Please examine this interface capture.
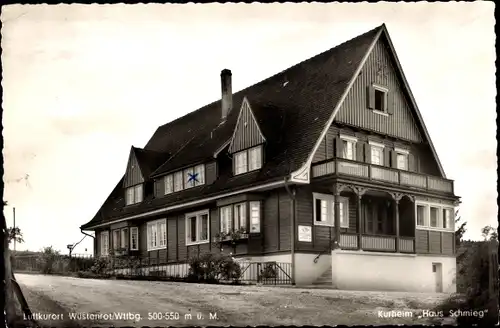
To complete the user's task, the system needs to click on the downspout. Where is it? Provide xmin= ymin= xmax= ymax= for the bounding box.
xmin=284 ymin=176 xmax=296 ymax=285
xmin=80 ymin=229 xmax=95 ymax=255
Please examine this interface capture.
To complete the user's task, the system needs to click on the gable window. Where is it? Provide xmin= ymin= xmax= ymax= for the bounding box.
xmin=395 ymin=148 xmax=409 ymax=170
xmin=130 ymin=227 xmax=139 ymax=251
xmin=369 ymin=141 xmax=385 ymax=166
xmin=194 ymin=164 xmax=205 ymax=186
xmin=186 ymin=210 xmax=209 ymax=245
xmin=250 ymin=201 xmax=261 ymax=233
xmin=234 ymin=145 xmax=263 ymax=175
xmin=340 ymin=135 xmax=357 ymax=161
xmin=125 ymin=184 xmax=143 ymax=205
xmin=313 ymin=193 xmax=349 ymax=228
xmin=234 ymin=203 xmax=247 ymax=232
xmin=100 ymin=231 xmax=109 ymax=256
xmin=147 ymin=219 xmax=167 ymax=251
xmin=220 ymin=206 xmax=233 ymax=234
xmin=374 ymin=85 xmax=388 ymax=112
xmin=164 ymin=175 xmax=173 ymax=194
xmin=184 ymin=167 xmax=195 ymax=189
xmin=120 ymin=228 xmax=129 ymax=250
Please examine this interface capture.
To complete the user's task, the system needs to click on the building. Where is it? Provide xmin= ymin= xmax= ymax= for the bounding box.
xmin=80 ymin=24 xmax=459 ymax=292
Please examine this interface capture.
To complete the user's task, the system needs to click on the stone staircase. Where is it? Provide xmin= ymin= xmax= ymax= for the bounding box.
xmin=312 ymin=266 xmax=332 ymax=285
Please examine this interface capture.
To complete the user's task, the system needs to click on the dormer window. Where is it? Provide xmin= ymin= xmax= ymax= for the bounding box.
xmin=164 ymin=164 xmax=206 ymax=195
xmin=234 ymin=145 xmax=263 ymax=175
xmin=125 ymin=184 xmax=143 ymax=205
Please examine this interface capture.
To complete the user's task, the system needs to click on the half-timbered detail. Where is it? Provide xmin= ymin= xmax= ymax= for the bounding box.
xmin=82 ymin=24 xmax=459 ymax=293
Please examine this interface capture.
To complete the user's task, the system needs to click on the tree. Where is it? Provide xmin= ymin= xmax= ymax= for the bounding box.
xmin=7 ymin=227 xmax=24 ymax=244
xmin=481 ymin=225 xmax=498 ymax=241
xmin=454 ymin=209 xmax=467 ymax=247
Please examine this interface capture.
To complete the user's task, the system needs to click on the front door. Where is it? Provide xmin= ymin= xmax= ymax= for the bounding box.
xmin=432 ymin=263 xmax=443 ymax=292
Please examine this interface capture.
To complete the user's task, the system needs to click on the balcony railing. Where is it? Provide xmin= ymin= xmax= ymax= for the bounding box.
xmin=311 ymin=158 xmax=454 ymax=194
xmin=339 ymin=233 xmax=415 ymax=253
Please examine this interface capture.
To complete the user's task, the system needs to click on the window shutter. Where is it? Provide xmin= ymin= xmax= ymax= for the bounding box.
xmin=364 ymin=144 xmax=371 ymax=164
xmin=383 ymin=147 xmax=391 ymax=167
xmin=366 ymin=85 xmax=375 ymax=110
xmin=356 ymin=142 xmax=364 ymax=162
xmin=334 ymin=137 xmax=343 ymax=158
xmin=387 ymin=91 xmax=394 ymax=114
xmin=390 ymin=150 xmax=397 ymax=168
xmin=408 ymin=153 xmax=416 ymax=172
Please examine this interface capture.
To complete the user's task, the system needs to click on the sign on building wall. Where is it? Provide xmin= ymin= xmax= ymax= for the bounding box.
xmin=298 ymin=225 xmax=312 ymax=242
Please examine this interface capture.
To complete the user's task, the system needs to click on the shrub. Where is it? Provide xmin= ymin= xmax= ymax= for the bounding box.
xmin=188 ymin=252 xmax=242 ymax=283
xmin=37 ymin=246 xmax=60 ymax=274
xmin=90 ymin=256 xmax=112 ymax=274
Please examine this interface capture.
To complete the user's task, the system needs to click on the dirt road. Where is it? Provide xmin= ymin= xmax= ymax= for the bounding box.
xmin=16 ymin=274 xmax=451 ymax=327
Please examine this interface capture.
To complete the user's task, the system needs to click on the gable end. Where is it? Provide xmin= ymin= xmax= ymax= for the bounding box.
xmin=228 ymin=97 xmax=266 ymax=154
xmin=123 ymin=148 xmax=145 ymax=188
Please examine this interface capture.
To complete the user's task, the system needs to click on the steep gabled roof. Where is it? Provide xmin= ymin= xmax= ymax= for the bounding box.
xmin=81 ymin=25 xmax=384 ymax=230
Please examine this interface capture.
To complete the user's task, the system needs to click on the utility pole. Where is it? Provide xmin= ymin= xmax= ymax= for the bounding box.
xmin=13 ymin=207 xmax=16 ymax=252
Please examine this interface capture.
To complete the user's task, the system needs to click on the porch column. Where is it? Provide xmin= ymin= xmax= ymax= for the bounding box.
xmin=354 ymin=187 xmax=366 ymax=250
xmin=392 ymin=193 xmax=403 ymax=253
xmin=332 ymin=184 xmax=341 ymax=250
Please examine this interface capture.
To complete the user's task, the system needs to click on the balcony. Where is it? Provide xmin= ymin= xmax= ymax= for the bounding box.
xmin=339 ymin=232 xmax=415 ymax=253
xmin=311 ymin=158 xmax=454 ymax=194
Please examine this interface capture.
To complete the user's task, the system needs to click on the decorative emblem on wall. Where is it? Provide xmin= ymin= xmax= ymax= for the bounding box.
xmin=376 ymin=60 xmax=388 ymax=79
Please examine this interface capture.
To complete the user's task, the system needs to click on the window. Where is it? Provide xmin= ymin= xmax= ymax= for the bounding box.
xmin=416 ymin=202 xmax=455 ymax=231
xmin=194 ymin=164 xmax=205 ymax=186
xmin=130 ymin=227 xmax=139 ymax=251
xmin=234 ymin=151 xmax=248 ymax=175
xmin=100 ymin=231 xmax=109 ymax=256
xmin=234 ymin=203 xmax=247 ymax=232
xmin=184 ymin=167 xmax=194 ymax=189
xmin=147 ymin=219 xmax=167 ymax=251
xmin=369 ymin=141 xmax=385 ymax=165
xmin=250 ymin=201 xmax=261 ymax=233
xmin=220 ymin=206 xmax=233 ymax=234
xmin=374 ymin=86 xmax=388 ymax=112
xmin=249 ymin=147 xmax=262 ymax=171
xmin=340 ymin=135 xmax=357 ymax=161
xmin=164 ymin=175 xmax=173 ymax=194
xmin=313 ymin=193 xmax=349 ymax=228
xmin=417 ymin=205 xmax=426 ymax=226
xmin=234 ymin=145 xmax=263 ymax=175
xmin=430 ymin=207 xmax=439 ymax=227
xmin=112 ymin=230 xmax=120 ymax=250
xmin=125 ymin=184 xmax=143 ymax=205
xmin=174 ymin=171 xmax=183 ymax=192
xmin=395 ymin=148 xmax=409 ymax=170
xmin=120 ymin=228 xmax=128 ymax=249
xmin=185 ymin=210 xmax=210 ymax=245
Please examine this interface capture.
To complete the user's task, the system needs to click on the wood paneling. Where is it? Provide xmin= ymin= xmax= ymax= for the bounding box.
xmin=228 ymin=100 xmax=266 ymax=154
xmin=177 ymin=215 xmax=187 ymax=261
xmin=279 ymin=191 xmax=291 ymax=251
xmin=205 ymin=161 xmax=217 ymax=185
xmin=416 ymin=229 xmax=429 ymax=253
xmin=167 ymin=219 xmax=177 ymax=261
xmin=335 ymin=37 xmax=422 ymax=143
xmin=429 ymin=231 xmax=442 ymax=254
xmin=441 ymin=232 xmax=454 ymax=255
xmin=263 ymin=192 xmax=279 ymax=252
xmin=124 ymin=149 xmax=144 ymax=188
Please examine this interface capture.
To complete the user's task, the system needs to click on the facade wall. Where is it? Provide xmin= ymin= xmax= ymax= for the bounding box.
xmin=331 ymin=250 xmax=456 ymax=293
xmin=124 ymin=149 xmax=144 ymax=188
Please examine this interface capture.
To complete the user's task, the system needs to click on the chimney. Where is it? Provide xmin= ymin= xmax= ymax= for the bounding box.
xmin=221 ymin=69 xmax=232 ymax=121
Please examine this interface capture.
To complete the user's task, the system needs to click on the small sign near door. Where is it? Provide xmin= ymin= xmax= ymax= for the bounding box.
xmin=298 ymin=225 xmax=312 ymax=242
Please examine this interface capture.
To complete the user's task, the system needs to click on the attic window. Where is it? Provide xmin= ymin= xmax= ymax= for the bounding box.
xmin=367 ymin=84 xmax=391 ymax=115
xmin=125 ymin=184 xmax=143 ymax=205
xmin=234 ymin=145 xmax=263 ymax=175
xmin=163 ymin=164 xmax=205 ymax=196
xmin=374 ymin=87 xmax=388 ymax=112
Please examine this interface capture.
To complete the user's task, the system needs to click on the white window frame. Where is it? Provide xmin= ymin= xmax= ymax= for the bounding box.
xmin=125 ymin=184 xmax=143 ymax=205
xmin=185 ymin=210 xmax=210 ymax=246
xmin=220 ymin=205 xmax=233 ymax=234
xmin=234 ymin=145 xmax=263 ymax=175
xmin=395 ymin=148 xmax=409 ymax=170
xmin=164 ymin=174 xmax=173 ymax=195
xmin=147 ymin=219 xmax=167 ymax=251
xmin=313 ymin=193 xmax=349 ymax=228
xmin=249 ymin=146 xmax=263 ymax=171
xmin=112 ymin=229 xmax=120 ymax=250
xmin=249 ymin=201 xmax=261 ymax=233
xmin=130 ymin=227 xmax=139 ymax=251
xmin=415 ymin=201 xmax=455 ymax=232
xmin=100 ymin=231 xmax=109 ymax=256
xmin=340 ymin=135 xmax=357 ymax=161
xmin=373 ymin=84 xmax=389 ymax=113
xmin=174 ymin=171 xmax=183 ymax=192
xmin=369 ymin=141 xmax=385 ymax=166
xmin=120 ymin=228 xmax=129 ymax=250
xmin=234 ymin=202 xmax=247 ymax=233
xmin=430 ymin=206 xmax=440 ymax=228
xmin=194 ymin=164 xmax=205 ymax=186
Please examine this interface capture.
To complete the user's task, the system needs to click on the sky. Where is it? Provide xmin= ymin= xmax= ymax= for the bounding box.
xmin=1 ymin=3 xmax=496 ymax=254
